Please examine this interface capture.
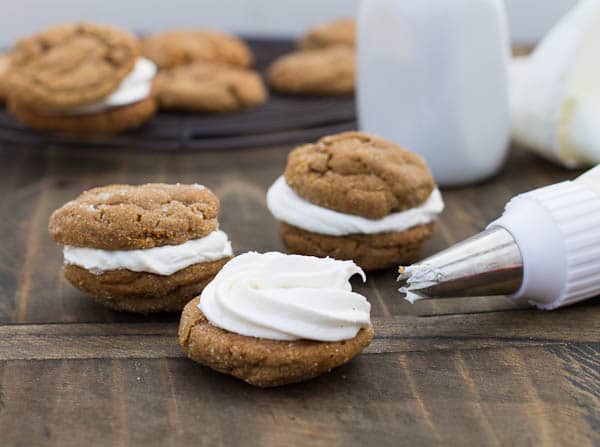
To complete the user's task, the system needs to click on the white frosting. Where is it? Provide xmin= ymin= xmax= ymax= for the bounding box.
xmin=510 ymin=0 xmax=600 ymax=167
xmin=398 ymin=264 xmax=445 ymax=304
xmin=63 ymin=230 xmax=232 ymax=276
xmin=66 ymin=58 xmax=157 ymax=115
xmin=199 ymin=252 xmax=371 ymax=342
xmin=266 ymin=176 xmax=444 ymax=236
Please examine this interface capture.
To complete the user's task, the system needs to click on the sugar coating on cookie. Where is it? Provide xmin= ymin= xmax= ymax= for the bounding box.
xmin=142 ymin=30 xmax=254 ymax=69
xmin=179 ymin=252 xmax=373 ymax=387
xmin=284 ymin=131 xmax=436 ymax=219
xmin=267 ymin=46 xmax=355 ymax=96
xmin=299 ymin=18 xmax=356 ymax=51
xmin=153 ymin=62 xmax=267 ymax=112
xmin=9 ymin=23 xmax=140 ymax=110
xmin=49 ymin=183 xmax=221 ymax=250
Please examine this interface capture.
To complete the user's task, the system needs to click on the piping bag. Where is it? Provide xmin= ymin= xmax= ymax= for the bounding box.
xmin=398 ymin=165 xmax=600 ymax=310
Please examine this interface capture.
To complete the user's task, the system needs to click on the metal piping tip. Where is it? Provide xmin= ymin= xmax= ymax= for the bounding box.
xmin=398 ymin=227 xmax=524 ymax=302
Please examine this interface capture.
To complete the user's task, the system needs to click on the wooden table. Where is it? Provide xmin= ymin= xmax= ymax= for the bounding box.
xmin=0 ymin=142 xmax=599 ymax=446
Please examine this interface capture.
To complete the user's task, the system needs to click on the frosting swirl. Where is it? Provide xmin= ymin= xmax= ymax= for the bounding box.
xmin=199 ymin=252 xmax=371 ymax=341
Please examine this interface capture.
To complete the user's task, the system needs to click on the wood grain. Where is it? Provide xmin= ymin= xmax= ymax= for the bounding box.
xmin=1 ymin=304 xmax=599 ymax=361
xmin=0 ymin=138 xmax=598 ymax=446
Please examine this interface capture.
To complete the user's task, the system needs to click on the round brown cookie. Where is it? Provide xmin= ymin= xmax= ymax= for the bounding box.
xmin=267 ymin=46 xmax=355 ymax=96
xmin=280 ymin=222 xmax=435 ymax=271
xmin=64 ymin=257 xmax=232 ymax=313
xmin=298 ymin=18 xmax=356 ymax=51
xmin=179 ymin=297 xmax=374 ymax=387
xmin=7 ymin=96 xmax=156 ymax=136
xmin=153 ymin=62 xmax=267 ymax=113
xmin=0 ymin=53 xmax=11 ymax=104
xmin=142 ymin=30 xmax=253 ymax=69
xmin=285 ymin=131 xmax=436 ymax=219
xmin=49 ymin=183 xmax=219 ymax=250
xmin=9 ymin=22 xmax=139 ymax=111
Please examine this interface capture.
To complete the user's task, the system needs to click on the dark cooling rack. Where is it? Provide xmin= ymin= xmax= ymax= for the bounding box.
xmin=0 ymin=38 xmax=356 ymax=151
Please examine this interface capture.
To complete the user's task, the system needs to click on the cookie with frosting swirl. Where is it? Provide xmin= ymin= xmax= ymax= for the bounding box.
xmin=178 ymin=252 xmax=374 ymax=387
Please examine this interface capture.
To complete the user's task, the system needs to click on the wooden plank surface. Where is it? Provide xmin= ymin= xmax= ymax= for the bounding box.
xmin=0 ymin=142 xmax=599 ymax=446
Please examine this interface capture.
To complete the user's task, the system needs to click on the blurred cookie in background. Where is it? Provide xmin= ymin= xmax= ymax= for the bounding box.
xmin=298 ymin=18 xmax=356 ymax=51
xmin=267 ymin=46 xmax=355 ymax=96
xmin=153 ymin=62 xmax=267 ymax=113
xmin=7 ymin=22 xmax=157 ymax=135
xmin=142 ymin=30 xmax=254 ymax=69
xmin=0 ymin=53 xmax=11 ymax=104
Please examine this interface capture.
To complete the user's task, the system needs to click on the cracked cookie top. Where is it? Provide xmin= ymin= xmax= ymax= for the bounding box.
xmin=9 ymin=23 xmax=140 ymax=111
xmin=141 ymin=30 xmax=253 ymax=69
xmin=284 ymin=132 xmax=436 ymax=219
xmin=49 ymin=183 xmax=220 ymax=250
xmin=152 ymin=62 xmax=267 ymax=112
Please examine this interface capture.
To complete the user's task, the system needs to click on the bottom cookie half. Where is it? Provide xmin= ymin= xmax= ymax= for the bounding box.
xmin=64 ymin=257 xmax=231 ymax=313
xmin=279 ymin=222 xmax=435 ymax=271
xmin=179 ymin=297 xmax=374 ymax=387
xmin=8 ymin=96 xmax=157 ymax=136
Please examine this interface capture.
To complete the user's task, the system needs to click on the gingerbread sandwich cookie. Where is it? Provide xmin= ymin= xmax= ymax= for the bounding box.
xmin=49 ymin=183 xmax=233 ymax=313
xmin=267 ymin=132 xmax=444 ymax=270
xmin=7 ymin=22 xmax=157 ymax=135
xmin=179 ymin=252 xmax=373 ymax=387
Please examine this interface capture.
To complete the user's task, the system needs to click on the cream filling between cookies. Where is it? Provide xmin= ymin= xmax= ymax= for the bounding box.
xmin=266 ymin=176 xmax=444 ymax=236
xmin=64 ymin=57 xmax=157 ymax=115
xmin=199 ymin=252 xmax=371 ymax=342
xmin=63 ymin=230 xmax=232 ymax=276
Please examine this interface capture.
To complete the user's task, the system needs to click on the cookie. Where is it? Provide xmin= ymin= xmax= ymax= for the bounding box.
xmin=142 ymin=30 xmax=253 ymax=69
xmin=49 ymin=183 xmax=233 ymax=313
xmin=298 ymin=18 xmax=356 ymax=51
xmin=65 ymin=259 xmax=230 ymax=313
xmin=280 ymin=222 xmax=435 ymax=271
xmin=9 ymin=22 xmax=140 ymax=111
xmin=0 ymin=53 xmax=11 ymax=104
xmin=285 ymin=132 xmax=435 ymax=219
xmin=267 ymin=131 xmax=444 ymax=270
xmin=153 ymin=62 xmax=267 ymax=112
xmin=180 ymin=297 xmax=373 ymax=387
xmin=7 ymin=96 xmax=156 ymax=136
xmin=267 ymin=46 xmax=355 ymax=96
xmin=49 ymin=183 xmax=220 ymax=250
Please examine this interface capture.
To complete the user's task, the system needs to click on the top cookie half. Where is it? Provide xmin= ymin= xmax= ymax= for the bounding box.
xmin=49 ymin=184 xmax=220 ymax=250
xmin=284 ymin=132 xmax=436 ymax=220
xmin=9 ymin=23 xmax=140 ymax=111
